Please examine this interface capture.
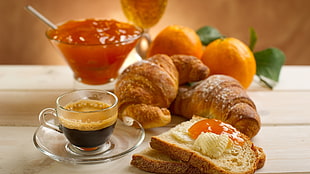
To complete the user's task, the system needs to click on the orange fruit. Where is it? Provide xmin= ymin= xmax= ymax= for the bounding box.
xmin=147 ymin=25 xmax=203 ymax=58
xmin=201 ymin=37 xmax=256 ymax=89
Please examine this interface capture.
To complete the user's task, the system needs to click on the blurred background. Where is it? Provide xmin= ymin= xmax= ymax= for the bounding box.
xmin=1 ymin=0 xmax=309 ymax=65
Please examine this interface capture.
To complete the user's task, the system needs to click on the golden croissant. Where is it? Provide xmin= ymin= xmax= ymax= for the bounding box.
xmin=114 ymin=54 xmax=209 ymax=128
xmin=170 ymin=75 xmax=261 ymax=138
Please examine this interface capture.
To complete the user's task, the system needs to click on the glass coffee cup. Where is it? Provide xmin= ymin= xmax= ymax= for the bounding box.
xmin=39 ymin=89 xmax=118 ymax=155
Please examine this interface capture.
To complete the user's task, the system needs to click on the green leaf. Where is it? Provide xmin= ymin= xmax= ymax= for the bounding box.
xmin=196 ymin=26 xmax=223 ymax=46
xmin=249 ymin=28 xmax=257 ymax=51
xmin=254 ymin=48 xmax=286 ymax=88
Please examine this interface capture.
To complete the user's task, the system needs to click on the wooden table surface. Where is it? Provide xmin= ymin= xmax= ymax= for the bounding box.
xmin=0 ymin=56 xmax=309 ymax=173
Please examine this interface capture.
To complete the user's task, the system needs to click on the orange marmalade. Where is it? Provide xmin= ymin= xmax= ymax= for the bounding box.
xmin=188 ymin=119 xmax=244 ymax=146
xmin=46 ymin=19 xmax=142 ymax=85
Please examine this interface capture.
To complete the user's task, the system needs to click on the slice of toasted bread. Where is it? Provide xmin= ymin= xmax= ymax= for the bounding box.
xmin=132 ymin=146 xmax=265 ymax=174
xmin=131 ymin=148 xmax=204 ymax=174
xmin=146 ymin=116 xmax=265 ymax=174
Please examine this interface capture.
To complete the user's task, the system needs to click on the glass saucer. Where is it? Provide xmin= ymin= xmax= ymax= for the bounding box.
xmin=33 ymin=118 xmax=145 ymax=164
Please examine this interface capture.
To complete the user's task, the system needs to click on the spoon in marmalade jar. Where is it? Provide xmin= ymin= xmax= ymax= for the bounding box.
xmin=25 ymin=5 xmax=57 ymax=30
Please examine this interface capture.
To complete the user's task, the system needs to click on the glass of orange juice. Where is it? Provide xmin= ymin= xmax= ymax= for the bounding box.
xmin=46 ymin=19 xmax=142 ymax=86
xmin=120 ymin=0 xmax=168 ymax=59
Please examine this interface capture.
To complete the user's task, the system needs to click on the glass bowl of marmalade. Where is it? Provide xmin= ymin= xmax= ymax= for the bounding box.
xmin=46 ymin=19 xmax=142 ymax=85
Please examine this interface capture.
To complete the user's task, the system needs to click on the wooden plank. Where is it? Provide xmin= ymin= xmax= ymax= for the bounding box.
xmin=0 ymin=66 xmax=310 ymax=91
xmin=0 ymin=125 xmax=309 ymax=173
xmin=0 ymin=90 xmax=309 ymax=126
xmin=1 ymin=91 xmax=309 ymax=126
xmin=249 ymin=91 xmax=310 ymax=125
xmin=254 ymin=125 xmax=310 ymax=173
xmin=272 ymin=66 xmax=310 ymax=91
xmin=0 ymin=51 xmax=140 ymax=91
xmin=249 ymin=66 xmax=310 ymax=91
xmin=0 ymin=90 xmax=68 ymax=126
xmin=0 ymin=65 xmax=73 ymax=90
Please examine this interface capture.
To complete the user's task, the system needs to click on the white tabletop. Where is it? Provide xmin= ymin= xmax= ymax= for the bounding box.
xmin=0 ymin=55 xmax=310 ymax=173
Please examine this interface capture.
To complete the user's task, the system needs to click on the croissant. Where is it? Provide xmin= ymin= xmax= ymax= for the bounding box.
xmin=170 ymin=75 xmax=261 ymax=138
xmin=115 ymin=54 xmax=209 ymax=128
xmin=170 ymin=55 xmax=210 ymax=85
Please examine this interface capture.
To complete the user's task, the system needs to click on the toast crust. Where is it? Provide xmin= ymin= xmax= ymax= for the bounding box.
xmin=131 ymin=148 xmax=190 ymax=174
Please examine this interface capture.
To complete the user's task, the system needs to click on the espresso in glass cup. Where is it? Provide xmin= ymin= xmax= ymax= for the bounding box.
xmin=39 ymin=89 xmax=118 ymax=155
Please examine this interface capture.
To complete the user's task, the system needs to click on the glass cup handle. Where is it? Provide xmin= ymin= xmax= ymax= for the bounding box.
xmin=123 ymin=116 xmax=135 ymax=126
xmin=39 ymin=108 xmax=62 ymax=133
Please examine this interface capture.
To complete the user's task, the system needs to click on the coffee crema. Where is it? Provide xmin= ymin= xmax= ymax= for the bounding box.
xmin=58 ymin=99 xmax=117 ymax=131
